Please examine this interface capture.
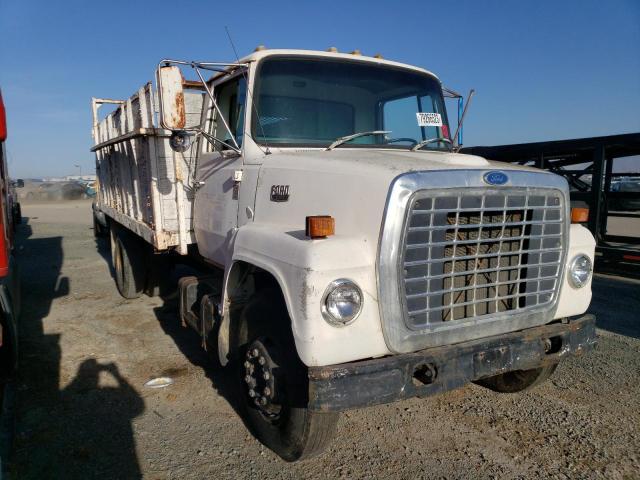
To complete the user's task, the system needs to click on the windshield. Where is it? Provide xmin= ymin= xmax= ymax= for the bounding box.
xmin=251 ymin=57 xmax=450 ymax=150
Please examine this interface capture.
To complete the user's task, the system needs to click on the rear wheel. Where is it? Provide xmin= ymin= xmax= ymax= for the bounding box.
xmin=474 ymin=364 xmax=558 ymax=393
xmin=13 ymin=203 xmax=22 ymax=226
xmin=0 ymin=314 xmax=17 ymax=382
xmin=232 ymin=289 xmax=339 ymax=461
xmin=93 ymin=213 xmax=108 ymax=237
xmin=113 ymin=232 xmax=146 ymax=299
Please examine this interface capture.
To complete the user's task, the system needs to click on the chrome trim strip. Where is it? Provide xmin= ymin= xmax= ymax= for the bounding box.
xmin=412 ymin=204 xmax=562 ymax=215
xmin=405 ymin=232 xmax=561 ymax=248
xmin=403 ymin=247 xmax=562 ymax=266
xmin=405 ymin=275 xmax=559 ymax=299
xmin=376 ymin=169 xmax=570 ymax=354
xmin=407 ymin=288 xmax=557 ymax=316
xmin=408 ymin=219 xmax=562 ymax=232
xmin=405 ymin=260 xmax=560 ymax=282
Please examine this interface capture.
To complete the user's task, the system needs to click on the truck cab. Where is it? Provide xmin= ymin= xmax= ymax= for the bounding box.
xmin=92 ymin=49 xmax=597 ymax=461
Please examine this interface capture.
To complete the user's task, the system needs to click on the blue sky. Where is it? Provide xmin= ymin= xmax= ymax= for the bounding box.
xmin=0 ymin=0 xmax=638 ymax=178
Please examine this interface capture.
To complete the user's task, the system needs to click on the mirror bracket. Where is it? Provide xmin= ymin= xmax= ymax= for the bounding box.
xmin=156 ymin=59 xmax=248 ymax=154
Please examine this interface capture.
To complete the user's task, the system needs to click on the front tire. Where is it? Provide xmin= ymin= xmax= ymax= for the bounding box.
xmin=232 ymin=289 xmax=339 ymax=461
xmin=474 ymin=364 xmax=558 ymax=393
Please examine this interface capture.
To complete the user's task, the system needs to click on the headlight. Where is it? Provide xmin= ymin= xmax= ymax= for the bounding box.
xmin=568 ymin=254 xmax=592 ymax=288
xmin=321 ymin=279 xmax=363 ymax=326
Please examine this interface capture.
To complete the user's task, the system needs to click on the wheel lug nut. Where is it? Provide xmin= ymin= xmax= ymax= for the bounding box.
xmin=263 ymin=372 xmax=270 ymax=380
xmin=258 ymin=356 xmax=266 ymax=365
xmin=248 ymin=389 xmax=256 ymax=398
xmin=263 ymin=387 xmax=271 ymax=396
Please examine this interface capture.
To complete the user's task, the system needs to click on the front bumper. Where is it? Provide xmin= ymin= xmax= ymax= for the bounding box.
xmin=308 ymin=314 xmax=596 ymax=412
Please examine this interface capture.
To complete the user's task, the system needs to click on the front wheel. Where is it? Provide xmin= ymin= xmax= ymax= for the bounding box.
xmin=232 ymin=289 xmax=339 ymax=461
xmin=474 ymin=364 xmax=558 ymax=393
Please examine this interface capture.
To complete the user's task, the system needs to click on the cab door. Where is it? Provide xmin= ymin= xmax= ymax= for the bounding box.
xmin=193 ymin=75 xmax=247 ymax=265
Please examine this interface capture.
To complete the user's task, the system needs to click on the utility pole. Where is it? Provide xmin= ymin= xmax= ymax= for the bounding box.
xmin=74 ymin=164 xmax=82 ymax=178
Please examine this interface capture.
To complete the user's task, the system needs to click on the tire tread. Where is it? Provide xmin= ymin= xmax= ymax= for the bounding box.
xmin=234 ymin=289 xmax=339 ymax=461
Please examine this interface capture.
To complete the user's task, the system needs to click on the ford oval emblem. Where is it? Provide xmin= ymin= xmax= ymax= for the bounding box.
xmin=483 ymin=171 xmax=509 ymax=186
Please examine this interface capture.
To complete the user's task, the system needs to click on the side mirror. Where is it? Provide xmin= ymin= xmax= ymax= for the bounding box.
xmin=16 ymin=179 xmax=24 ymax=188
xmin=157 ymin=66 xmax=186 ymax=130
xmin=169 ymin=131 xmax=192 ymax=153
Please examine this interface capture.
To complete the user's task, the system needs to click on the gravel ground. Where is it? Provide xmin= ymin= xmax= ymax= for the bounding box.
xmin=7 ymin=200 xmax=640 ymax=479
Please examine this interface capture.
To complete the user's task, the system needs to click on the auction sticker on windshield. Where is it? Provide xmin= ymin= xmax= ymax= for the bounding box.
xmin=416 ymin=112 xmax=442 ymax=127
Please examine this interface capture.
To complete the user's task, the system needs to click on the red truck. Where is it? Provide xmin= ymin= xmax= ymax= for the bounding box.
xmin=0 ymin=89 xmax=21 ymax=383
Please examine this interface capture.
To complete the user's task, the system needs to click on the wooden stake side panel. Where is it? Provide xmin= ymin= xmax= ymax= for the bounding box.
xmin=93 ymin=83 xmax=203 ymax=250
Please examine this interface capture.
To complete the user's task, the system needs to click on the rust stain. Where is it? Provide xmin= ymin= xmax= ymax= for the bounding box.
xmin=173 ymin=91 xmax=186 ymax=129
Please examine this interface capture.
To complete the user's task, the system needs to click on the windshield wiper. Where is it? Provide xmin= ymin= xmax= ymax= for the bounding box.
xmin=411 ymin=137 xmax=453 ymax=152
xmin=326 ymin=130 xmax=391 ymax=151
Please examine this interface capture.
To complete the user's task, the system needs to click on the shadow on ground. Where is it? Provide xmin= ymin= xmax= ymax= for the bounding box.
xmin=11 ymin=219 xmax=145 ymax=479
xmin=589 ymin=274 xmax=640 ymax=339
xmin=87 ymin=228 xmax=640 ymax=472
xmin=96 ymin=233 xmax=245 ymax=425
xmin=93 ymin=235 xmax=256 ymax=449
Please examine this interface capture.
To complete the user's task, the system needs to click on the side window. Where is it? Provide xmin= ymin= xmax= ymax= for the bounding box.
xmin=207 ymin=76 xmax=246 ymax=150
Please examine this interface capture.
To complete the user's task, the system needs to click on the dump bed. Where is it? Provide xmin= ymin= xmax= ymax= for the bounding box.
xmin=91 ymin=83 xmax=203 ymax=253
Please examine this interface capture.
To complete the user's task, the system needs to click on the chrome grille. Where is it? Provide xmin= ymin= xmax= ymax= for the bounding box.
xmin=401 ymin=189 xmax=564 ymax=329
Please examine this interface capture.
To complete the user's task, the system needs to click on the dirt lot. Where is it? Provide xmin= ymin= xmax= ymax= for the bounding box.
xmin=7 ymin=200 xmax=640 ymax=479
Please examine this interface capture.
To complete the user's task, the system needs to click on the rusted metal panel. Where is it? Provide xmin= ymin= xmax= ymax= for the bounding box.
xmin=158 ymin=66 xmax=186 ymax=130
xmin=307 ymin=315 xmax=596 ymax=412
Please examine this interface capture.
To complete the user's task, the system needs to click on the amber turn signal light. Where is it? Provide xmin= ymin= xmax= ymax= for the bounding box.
xmin=571 ymin=207 xmax=589 ymax=223
xmin=306 ymin=216 xmax=335 ymax=239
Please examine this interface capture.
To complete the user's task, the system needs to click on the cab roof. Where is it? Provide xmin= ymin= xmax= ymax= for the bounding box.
xmin=235 ymin=49 xmax=441 ymax=82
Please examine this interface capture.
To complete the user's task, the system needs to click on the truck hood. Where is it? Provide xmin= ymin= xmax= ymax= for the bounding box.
xmin=254 ymin=148 xmax=544 ymax=201
xmin=252 ymin=148 xmax=546 ymax=257
xmin=257 ymin=148 xmax=544 ymax=176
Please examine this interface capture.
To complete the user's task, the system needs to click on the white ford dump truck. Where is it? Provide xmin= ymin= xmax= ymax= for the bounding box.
xmin=91 ymin=48 xmax=597 ymax=461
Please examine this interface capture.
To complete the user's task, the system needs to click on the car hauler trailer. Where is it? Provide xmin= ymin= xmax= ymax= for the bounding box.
xmin=91 ymin=49 xmax=597 ymax=461
xmin=463 ymin=133 xmax=640 ymax=275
